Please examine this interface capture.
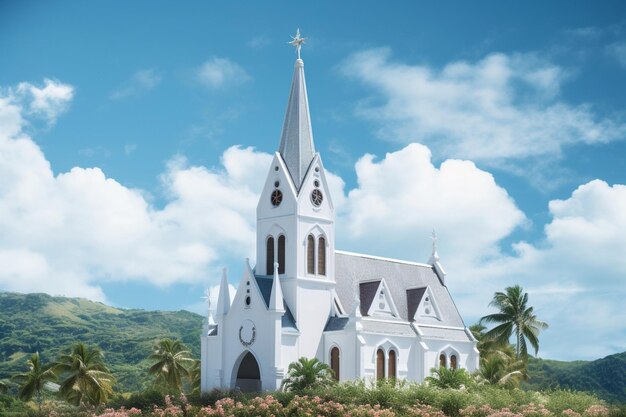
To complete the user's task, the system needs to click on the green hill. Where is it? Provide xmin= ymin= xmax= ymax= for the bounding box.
xmin=525 ymin=353 xmax=626 ymax=403
xmin=0 ymin=292 xmax=203 ymax=393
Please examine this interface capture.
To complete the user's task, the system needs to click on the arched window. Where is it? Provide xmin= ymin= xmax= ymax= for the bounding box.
xmin=277 ymin=235 xmax=286 ymax=274
xmin=376 ymin=349 xmax=385 ymax=380
xmin=439 ymin=353 xmax=446 ymax=369
xmin=266 ymin=236 xmax=274 ymax=275
xmin=307 ymin=235 xmax=315 ymax=274
xmin=388 ymin=350 xmax=396 ymax=379
xmin=318 ymin=236 xmax=326 ymax=276
xmin=330 ymin=347 xmax=340 ymax=381
xmin=450 ymin=355 xmax=457 ymax=370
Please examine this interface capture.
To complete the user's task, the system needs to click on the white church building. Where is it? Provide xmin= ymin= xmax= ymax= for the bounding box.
xmin=200 ymin=32 xmax=479 ymax=393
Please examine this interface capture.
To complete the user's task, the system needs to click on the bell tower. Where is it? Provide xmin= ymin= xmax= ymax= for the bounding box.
xmin=255 ymin=29 xmax=336 ymax=359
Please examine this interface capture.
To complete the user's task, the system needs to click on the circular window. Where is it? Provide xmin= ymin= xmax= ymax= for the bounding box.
xmin=245 ymin=296 xmax=251 ymax=306
xmin=314 ymin=180 xmax=320 ymax=187
xmin=274 ymin=180 xmax=280 ymax=188
xmin=315 ymin=167 xmax=319 ymax=172
xmin=271 ymin=189 xmax=283 ymax=207
xmin=379 ymin=302 xmax=385 ymax=309
xmin=425 ymin=308 xmax=431 ymax=314
xmin=311 ymin=189 xmax=323 ymax=207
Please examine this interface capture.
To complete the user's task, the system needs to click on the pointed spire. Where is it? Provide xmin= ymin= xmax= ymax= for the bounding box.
xmin=279 ymin=30 xmax=316 ymax=190
xmin=202 ymin=287 xmax=216 ymax=325
xmin=269 ymin=261 xmax=285 ymax=312
xmin=215 ymin=267 xmax=230 ymax=318
xmin=429 ymin=229 xmax=440 ymax=264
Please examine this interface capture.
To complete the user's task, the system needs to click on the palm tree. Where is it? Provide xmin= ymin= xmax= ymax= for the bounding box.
xmin=53 ymin=343 xmax=114 ymax=406
xmin=188 ymin=359 xmax=201 ymax=395
xmin=480 ymin=285 xmax=549 ymax=359
xmin=425 ymin=367 xmax=472 ymax=389
xmin=281 ymin=357 xmax=335 ymax=392
xmin=11 ymin=352 xmax=57 ymax=411
xmin=148 ymin=339 xmax=194 ymax=394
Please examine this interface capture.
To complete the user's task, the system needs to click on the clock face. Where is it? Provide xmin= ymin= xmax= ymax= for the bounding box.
xmin=271 ymin=189 xmax=283 ymax=207
xmin=311 ymin=189 xmax=323 ymax=207
xmin=239 ymin=319 xmax=256 ymax=347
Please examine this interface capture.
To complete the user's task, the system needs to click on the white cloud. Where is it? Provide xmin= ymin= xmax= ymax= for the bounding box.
xmin=247 ymin=35 xmax=271 ymax=50
xmin=342 ymin=48 xmax=625 ymax=175
xmin=111 ymin=68 xmax=162 ymax=99
xmin=607 ymin=41 xmax=626 ymax=68
xmin=196 ymin=57 xmax=250 ymax=89
xmin=11 ymin=78 xmax=74 ymax=126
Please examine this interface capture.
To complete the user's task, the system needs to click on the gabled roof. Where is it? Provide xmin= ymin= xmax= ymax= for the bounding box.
xmin=254 ymin=275 xmax=298 ymax=331
xmin=359 ymin=281 xmax=380 ymax=316
xmin=334 ymin=251 xmax=465 ymax=328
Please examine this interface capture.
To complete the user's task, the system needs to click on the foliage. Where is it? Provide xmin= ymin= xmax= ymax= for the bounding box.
xmin=0 ymin=292 xmax=203 ymax=393
xmin=280 ymin=357 xmax=335 ymax=392
xmin=524 ymin=353 xmax=626 ymax=404
xmin=426 ymin=367 xmax=473 ymax=389
xmin=53 ymin=342 xmax=115 ymax=406
xmin=148 ymin=338 xmax=194 ymax=394
xmin=11 ymin=352 xmax=57 ymax=410
xmin=480 ymin=285 xmax=548 ymax=359
xmin=0 ymin=379 xmax=7 ymax=394
xmin=471 ymin=324 xmax=527 ymax=388
xmin=189 ymin=359 xmax=201 ymax=396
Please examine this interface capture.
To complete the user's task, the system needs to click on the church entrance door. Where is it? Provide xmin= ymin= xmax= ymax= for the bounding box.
xmin=235 ymin=351 xmax=261 ymax=392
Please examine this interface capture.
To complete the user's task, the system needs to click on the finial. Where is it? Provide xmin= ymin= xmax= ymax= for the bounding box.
xmin=274 ymin=261 xmax=280 ymax=276
xmin=289 ymin=28 xmax=306 ymax=60
xmin=430 ymin=229 xmax=440 ymax=262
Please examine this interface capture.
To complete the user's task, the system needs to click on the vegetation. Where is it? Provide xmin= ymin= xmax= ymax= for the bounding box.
xmin=11 ymin=352 xmax=56 ymax=411
xmin=425 ymin=367 xmax=472 ymax=389
xmin=479 ymin=285 xmax=549 ymax=359
xmin=0 ymin=292 xmax=203 ymax=392
xmin=281 ymin=357 xmax=335 ymax=392
xmin=53 ymin=342 xmax=115 ymax=406
xmin=148 ymin=338 xmax=194 ymax=394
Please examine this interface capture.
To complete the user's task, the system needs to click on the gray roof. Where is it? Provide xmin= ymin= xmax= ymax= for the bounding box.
xmin=278 ymin=59 xmax=316 ymax=190
xmin=361 ymin=320 xmax=416 ymax=337
xmin=324 ymin=316 xmax=350 ymax=332
xmin=335 ymin=251 xmax=466 ymax=328
xmin=254 ymin=275 xmax=298 ymax=331
xmin=417 ymin=326 xmax=472 ymax=342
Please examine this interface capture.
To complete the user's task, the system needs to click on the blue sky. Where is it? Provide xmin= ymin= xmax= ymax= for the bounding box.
xmin=1 ymin=1 xmax=625 ymax=361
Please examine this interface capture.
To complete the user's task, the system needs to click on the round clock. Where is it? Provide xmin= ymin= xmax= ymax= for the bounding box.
xmin=239 ymin=319 xmax=256 ymax=347
xmin=271 ymin=189 xmax=283 ymax=207
xmin=311 ymin=189 xmax=323 ymax=207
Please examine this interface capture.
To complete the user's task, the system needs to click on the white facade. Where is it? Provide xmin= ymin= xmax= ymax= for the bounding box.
xmin=200 ymin=54 xmax=479 ymax=393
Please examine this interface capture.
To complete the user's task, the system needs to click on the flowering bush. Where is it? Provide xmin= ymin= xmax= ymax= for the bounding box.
xmin=94 ymin=407 xmax=143 ymax=417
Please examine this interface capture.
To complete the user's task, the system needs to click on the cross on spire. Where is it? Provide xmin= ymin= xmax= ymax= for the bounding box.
xmin=289 ymin=28 xmax=306 ymax=59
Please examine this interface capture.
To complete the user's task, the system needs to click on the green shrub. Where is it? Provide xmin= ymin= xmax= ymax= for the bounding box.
xmin=544 ymin=389 xmax=601 ymax=414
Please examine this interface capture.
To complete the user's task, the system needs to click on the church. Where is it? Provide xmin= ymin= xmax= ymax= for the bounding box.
xmin=200 ymin=31 xmax=479 ymax=393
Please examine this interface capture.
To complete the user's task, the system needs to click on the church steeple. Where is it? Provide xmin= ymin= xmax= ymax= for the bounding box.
xmin=278 ymin=29 xmax=316 ymax=190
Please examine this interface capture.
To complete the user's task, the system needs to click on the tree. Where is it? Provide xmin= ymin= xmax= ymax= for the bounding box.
xmin=148 ymin=339 xmax=194 ymax=394
xmin=189 ymin=359 xmax=201 ymax=396
xmin=470 ymin=324 xmax=526 ymax=388
xmin=53 ymin=343 xmax=114 ymax=406
xmin=11 ymin=352 xmax=57 ymax=411
xmin=281 ymin=357 xmax=335 ymax=392
xmin=0 ymin=379 xmax=8 ymax=394
xmin=425 ymin=367 xmax=472 ymax=389
xmin=480 ymin=285 xmax=549 ymax=359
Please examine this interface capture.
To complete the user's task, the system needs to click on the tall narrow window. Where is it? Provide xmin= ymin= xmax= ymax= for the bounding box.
xmin=307 ymin=235 xmax=315 ymax=274
xmin=266 ymin=236 xmax=274 ymax=275
xmin=376 ymin=349 xmax=385 ymax=380
xmin=278 ymin=235 xmax=286 ymax=274
xmin=439 ymin=353 xmax=446 ymax=369
xmin=388 ymin=350 xmax=396 ymax=379
xmin=450 ymin=355 xmax=457 ymax=370
xmin=318 ymin=236 xmax=326 ymax=276
xmin=330 ymin=347 xmax=340 ymax=381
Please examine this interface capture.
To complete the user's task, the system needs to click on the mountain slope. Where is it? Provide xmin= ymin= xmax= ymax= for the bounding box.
xmin=525 ymin=353 xmax=626 ymax=403
xmin=0 ymin=292 xmax=203 ymax=392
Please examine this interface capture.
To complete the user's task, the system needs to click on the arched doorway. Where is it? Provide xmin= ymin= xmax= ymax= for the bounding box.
xmin=235 ymin=351 xmax=261 ymax=392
